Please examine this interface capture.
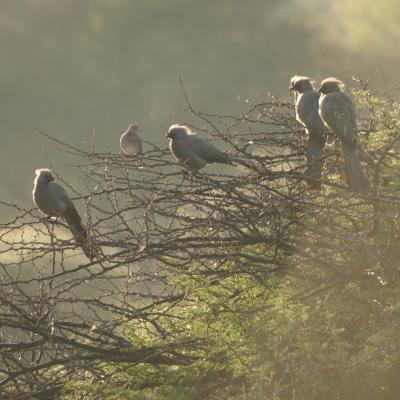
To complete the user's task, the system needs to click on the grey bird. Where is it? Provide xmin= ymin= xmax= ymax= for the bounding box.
xmin=120 ymin=123 xmax=142 ymax=156
xmin=33 ymin=168 xmax=96 ymax=259
xmin=289 ymin=75 xmax=328 ymax=188
xmin=166 ymin=124 xmax=252 ymax=172
xmin=318 ymin=77 xmax=368 ymax=192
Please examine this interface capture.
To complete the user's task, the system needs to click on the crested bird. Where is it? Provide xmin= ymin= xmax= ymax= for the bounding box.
xmin=33 ymin=168 xmax=97 ymax=259
xmin=318 ymin=77 xmax=368 ymax=192
xmin=166 ymin=124 xmax=252 ymax=172
xmin=289 ymin=75 xmax=328 ymax=188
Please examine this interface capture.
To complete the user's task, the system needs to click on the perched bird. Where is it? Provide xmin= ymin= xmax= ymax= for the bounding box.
xmin=166 ymin=124 xmax=252 ymax=172
xmin=33 ymin=169 xmax=96 ymax=259
xmin=289 ymin=75 xmax=328 ymax=188
xmin=318 ymin=77 xmax=368 ymax=192
xmin=120 ymin=123 xmax=142 ymax=156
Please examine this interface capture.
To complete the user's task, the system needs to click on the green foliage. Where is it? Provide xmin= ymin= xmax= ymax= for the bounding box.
xmin=59 ymin=88 xmax=400 ymax=399
xmin=3 ymin=1 xmax=400 ymax=397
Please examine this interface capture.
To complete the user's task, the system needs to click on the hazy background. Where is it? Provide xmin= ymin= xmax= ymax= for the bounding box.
xmin=1 ymin=0 xmax=399 ymax=213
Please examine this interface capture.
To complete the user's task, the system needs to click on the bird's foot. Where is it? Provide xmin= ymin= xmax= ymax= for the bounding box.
xmin=37 ymin=216 xmax=58 ymax=225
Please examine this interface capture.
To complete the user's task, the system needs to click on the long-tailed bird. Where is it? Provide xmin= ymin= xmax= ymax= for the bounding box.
xmin=289 ymin=75 xmax=328 ymax=188
xmin=166 ymin=124 xmax=252 ymax=172
xmin=33 ymin=168 xmax=96 ymax=259
xmin=318 ymin=77 xmax=368 ymax=192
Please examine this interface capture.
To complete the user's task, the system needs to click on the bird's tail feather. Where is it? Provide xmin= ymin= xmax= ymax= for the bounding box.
xmin=341 ymin=144 xmax=369 ymax=192
xmin=64 ymin=211 xmax=98 ymax=260
xmin=304 ymin=134 xmax=325 ymax=189
xmin=227 ymin=155 xmax=255 ymax=170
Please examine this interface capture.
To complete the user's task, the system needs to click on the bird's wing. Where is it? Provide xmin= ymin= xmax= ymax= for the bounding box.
xmin=189 ymin=134 xmax=229 ymax=164
xmin=320 ymin=92 xmax=357 ymax=147
xmin=50 ymin=182 xmax=95 ymax=258
xmin=296 ymin=91 xmax=327 ymax=133
xmin=49 ymin=181 xmax=82 ymax=223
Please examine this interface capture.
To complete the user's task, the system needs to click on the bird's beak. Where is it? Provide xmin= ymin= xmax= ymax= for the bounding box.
xmin=166 ymin=131 xmax=172 ymax=139
xmin=317 ymin=87 xmax=323 ymax=93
